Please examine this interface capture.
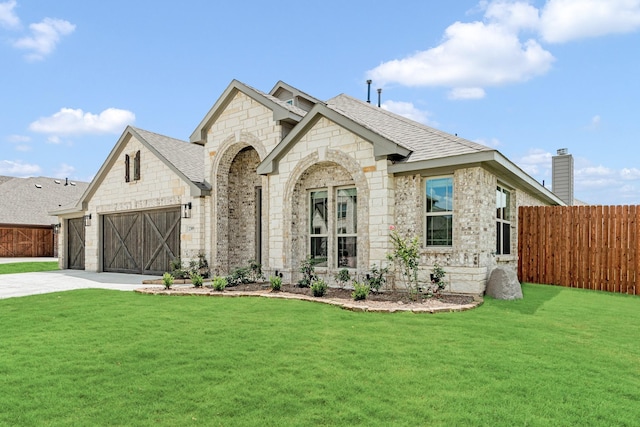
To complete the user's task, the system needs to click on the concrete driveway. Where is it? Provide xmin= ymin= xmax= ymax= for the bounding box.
xmin=0 ymin=268 xmax=162 ymax=299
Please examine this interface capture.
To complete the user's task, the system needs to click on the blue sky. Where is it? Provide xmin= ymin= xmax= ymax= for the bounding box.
xmin=1 ymin=0 xmax=640 ymax=205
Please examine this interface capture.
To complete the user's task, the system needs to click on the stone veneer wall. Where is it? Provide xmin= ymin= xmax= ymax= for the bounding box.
xmin=60 ymin=134 xmax=203 ymax=272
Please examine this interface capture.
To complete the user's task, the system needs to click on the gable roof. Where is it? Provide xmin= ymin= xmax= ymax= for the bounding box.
xmin=0 ymin=176 xmax=88 ymax=226
xmin=190 ymin=80 xmax=307 ymax=145
xmin=53 ymin=126 xmax=209 ymax=215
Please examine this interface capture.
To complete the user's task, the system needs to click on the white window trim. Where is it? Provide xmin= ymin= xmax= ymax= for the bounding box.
xmin=423 ymin=175 xmax=454 ymax=247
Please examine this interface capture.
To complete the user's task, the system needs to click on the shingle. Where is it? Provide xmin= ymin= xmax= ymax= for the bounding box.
xmin=132 ymin=127 xmax=205 ymax=184
xmin=0 ymin=176 xmax=89 ymax=225
xmin=326 ymin=94 xmax=492 ymax=162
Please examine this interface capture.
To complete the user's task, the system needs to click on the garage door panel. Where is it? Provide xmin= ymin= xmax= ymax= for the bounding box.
xmin=68 ymin=218 xmax=85 ymax=270
xmin=103 ymin=208 xmax=180 ymax=274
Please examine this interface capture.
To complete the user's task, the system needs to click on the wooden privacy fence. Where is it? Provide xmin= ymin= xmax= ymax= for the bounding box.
xmin=518 ymin=205 xmax=639 ymax=295
xmin=0 ymin=225 xmax=55 ymax=257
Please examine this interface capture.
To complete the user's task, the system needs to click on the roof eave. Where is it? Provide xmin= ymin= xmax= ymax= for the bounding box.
xmin=257 ymin=104 xmax=410 ymax=175
xmin=190 ymin=80 xmax=304 ymax=145
xmin=389 ymin=150 xmax=565 ymax=206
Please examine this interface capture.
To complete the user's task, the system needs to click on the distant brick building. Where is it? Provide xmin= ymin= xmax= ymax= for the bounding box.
xmin=54 ymin=80 xmax=563 ymax=293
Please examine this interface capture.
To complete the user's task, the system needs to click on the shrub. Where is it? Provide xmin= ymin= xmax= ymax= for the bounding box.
xmin=249 ymin=260 xmax=264 ymax=282
xmin=162 ymin=272 xmax=174 ymax=289
xmin=190 ymin=272 xmax=204 ymax=288
xmin=365 ymin=264 xmax=389 ymax=294
xmin=212 ymin=276 xmax=227 ymax=291
xmin=297 ymin=256 xmax=317 ymax=288
xmin=311 ymin=279 xmax=327 ymax=297
xmin=387 ymin=226 xmax=421 ymax=300
xmin=188 ymin=253 xmax=210 ymax=279
xmin=226 ymin=267 xmax=250 ymax=287
xmin=334 ymin=268 xmax=351 ymax=289
xmin=352 ymin=282 xmax=370 ymax=301
xmin=269 ymin=275 xmax=282 ymax=291
xmin=169 ymin=258 xmax=188 ymax=279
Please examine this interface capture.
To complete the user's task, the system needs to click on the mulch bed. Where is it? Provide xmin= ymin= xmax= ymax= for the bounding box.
xmin=137 ymin=281 xmax=481 ymax=314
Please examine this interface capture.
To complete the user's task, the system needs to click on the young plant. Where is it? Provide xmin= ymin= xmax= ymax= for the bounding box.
xmin=162 ymin=272 xmax=174 ymax=289
xmin=212 ymin=276 xmax=227 ymax=291
xmin=269 ymin=275 xmax=282 ymax=291
xmin=249 ymin=260 xmax=264 ymax=282
xmin=365 ymin=264 xmax=389 ymax=294
xmin=352 ymin=282 xmax=370 ymax=301
xmin=297 ymin=256 xmax=317 ymax=288
xmin=334 ymin=268 xmax=351 ymax=289
xmin=190 ymin=272 xmax=204 ymax=288
xmin=387 ymin=225 xmax=421 ymax=300
xmin=226 ymin=267 xmax=250 ymax=287
xmin=311 ymin=279 xmax=328 ymax=297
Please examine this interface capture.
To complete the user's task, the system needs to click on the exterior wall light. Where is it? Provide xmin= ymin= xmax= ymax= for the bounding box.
xmin=182 ymin=202 xmax=192 ymax=219
xmin=53 ymin=223 xmax=61 ymax=234
xmin=84 ymin=214 xmax=92 ymax=227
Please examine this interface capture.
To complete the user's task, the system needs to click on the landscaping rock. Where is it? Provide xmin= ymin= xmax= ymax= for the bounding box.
xmin=485 ymin=267 xmax=523 ymax=300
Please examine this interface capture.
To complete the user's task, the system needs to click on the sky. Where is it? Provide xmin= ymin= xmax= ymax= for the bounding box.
xmin=1 ymin=0 xmax=640 ymax=205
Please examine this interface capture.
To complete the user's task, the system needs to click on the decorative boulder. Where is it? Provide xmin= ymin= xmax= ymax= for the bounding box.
xmin=485 ymin=267 xmax=523 ymax=300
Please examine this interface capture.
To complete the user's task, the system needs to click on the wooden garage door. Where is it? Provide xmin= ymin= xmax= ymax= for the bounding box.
xmin=103 ymin=208 xmax=180 ymax=275
xmin=0 ymin=226 xmax=54 ymax=257
xmin=67 ymin=218 xmax=85 ymax=269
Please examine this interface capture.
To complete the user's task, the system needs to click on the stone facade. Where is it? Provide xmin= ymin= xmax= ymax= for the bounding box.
xmin=56 ymin=80 xmax=560 ymax=295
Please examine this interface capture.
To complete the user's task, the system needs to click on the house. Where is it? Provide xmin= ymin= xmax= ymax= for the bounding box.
xmin=0 ymin=176 xmax=88 ymax=257
xmin=53 ymin=79 xmax=563 ymax=293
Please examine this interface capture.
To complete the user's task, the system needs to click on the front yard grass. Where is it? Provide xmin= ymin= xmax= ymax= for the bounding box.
xmin=0 ymin=261 xmax=59 ymax=275
xmin=0 ymin=283 xmax=638 ymax=426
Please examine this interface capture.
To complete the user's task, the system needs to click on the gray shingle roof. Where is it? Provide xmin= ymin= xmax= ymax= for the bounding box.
xmin=0 ymin=176 xmax=89 ymax=226
xmin=326 ymin=94 xmax=492 ymax=163
xmin=132 ymin=127 xmax=205 ymax=184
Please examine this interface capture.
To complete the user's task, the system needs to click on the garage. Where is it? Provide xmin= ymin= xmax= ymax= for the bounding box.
xmin=102 ymin=208 xmax=180 ymax=275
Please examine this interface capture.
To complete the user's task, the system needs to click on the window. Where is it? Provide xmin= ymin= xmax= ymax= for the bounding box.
xmin=425 ymin=177 xmax=453 ymax=246
xmin=496 ymin=185 xmax=511 ymax=255
xmin=134 ymin=150 xmax=141 ymax=181
xmin=124 ymin=154 xmax=130 ymax=182
xmin=336 ymin=188 xmax=357 ymax=268
xmin=310 ymin=190 xmax=328 ymax=267
xmin=309 ymin=187 xmax=357 ymax=268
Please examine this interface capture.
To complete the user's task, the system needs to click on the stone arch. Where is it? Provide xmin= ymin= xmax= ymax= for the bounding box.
xmin=282 ymin=149 xmax=370 ymax=276
xmin=210 ymin=133 xmax=268 ymax=274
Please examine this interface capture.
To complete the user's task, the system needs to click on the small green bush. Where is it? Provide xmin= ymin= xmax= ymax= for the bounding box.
xmin=162 ymin=272 xmax=174 ymax=289
xmin=311 ymin=279 xmax=327 ymax=297
xmin=269 ymin=275 xmax=282 ymax=291
xmin=365 ymin=264 xmax=388 ymax=293
xmin=297 ymin=256 xmax=317 ymax=288
xmin=190 ymin=272 xmax=204 ymax=288
xmin=352 ymin=282 xmax=370 ymax=301
xmin=212 ymin=276 xmax=227 ymax=291
xmin=226 ymin=267 xmax=250 ymax=287
xmin=334 ymin=268 xmax=351 ymax=289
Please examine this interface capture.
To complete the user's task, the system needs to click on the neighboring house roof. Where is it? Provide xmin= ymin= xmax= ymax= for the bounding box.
xmin=53 ymin=126 xmax=209 ymax=215
xmin=0 ymin=176 xmax=88 ymax=226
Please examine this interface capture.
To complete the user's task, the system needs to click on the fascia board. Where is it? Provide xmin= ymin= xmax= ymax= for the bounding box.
xmin=389 ymin=150 xmax=564 ymax=206
xmin=257 ymin=104 xmax=410 ymax=175
xmin=190 ymin=80 xmax=303 ymax=144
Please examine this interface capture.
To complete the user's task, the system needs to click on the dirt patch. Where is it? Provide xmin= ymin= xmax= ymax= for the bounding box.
xmin=136 ymin=282 xmax=482 ymax=314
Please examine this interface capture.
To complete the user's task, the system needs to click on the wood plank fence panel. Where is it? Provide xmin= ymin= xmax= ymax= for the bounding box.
xmin=519 ymin=205 xmax=639 ymax=295
xmin=0 ymin=226 xmax=54 ymax=257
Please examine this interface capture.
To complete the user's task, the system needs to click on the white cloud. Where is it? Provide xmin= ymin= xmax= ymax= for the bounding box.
xmin=53 ymin=163 xmax=75 ymax=179
xmin=484 ymin=0 xmax=540 ymax=32
xmin=29 ymin=107 xmax=135 ymax=136
xmin=15 ymin=145 xmax=31 ymax=152
xmin=516 ymin=148 xmax=552 ymax=176
xmin=367 ymin=20 xmax=554 ymax=91
xmin=448 ymin=87 xmax=486 ymax=100
xmin=380 ymin=100 xmax=435 ymax=125
xmin=47 ymin=135 xmax=61 ymax=144
xmin=13 ymin=17 xmax=75 ymax=61
xmin=540 ymin=0 xmax=640 ymax=43
xmin=587 ymin=114 xmax=601 ymax=130
xmin=621 ymin=168 xmax=640 ymax=180
xmin=0 ymin=0 xmax=19 ymax=29
xmin=0 ymin=159 xmax=41 ymax=176
xmin=6 ymin=134 xmax=30 ymax=143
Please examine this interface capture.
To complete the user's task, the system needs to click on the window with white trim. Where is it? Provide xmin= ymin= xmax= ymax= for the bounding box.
xmin=336 ymin=188 xmax=357 ymax=268
xmin=425 ymin=176 xmax=453 ymax=246
xmin=310 ymin=190 xmax=328 ymax=267
xmin=496 ymin=185 xmax=511 ymax=255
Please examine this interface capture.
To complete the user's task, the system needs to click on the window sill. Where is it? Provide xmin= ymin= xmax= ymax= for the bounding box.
xmin=496 ymin=255 xmax=517 ymax=262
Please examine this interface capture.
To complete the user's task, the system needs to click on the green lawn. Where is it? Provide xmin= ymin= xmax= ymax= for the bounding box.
xmin=0 ymin=261 xmax=59 ymax=275
xmin=0 ymin=284 xmax=638 ymax=426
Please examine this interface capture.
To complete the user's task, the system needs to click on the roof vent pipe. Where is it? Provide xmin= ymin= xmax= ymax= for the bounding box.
xmin=366 ymin=80 xmax=372 ymax=103
xmin=65 ymin=177 xmax=69 ymax=186
xmin=377 ymin=88 xmax=382 ymax=107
